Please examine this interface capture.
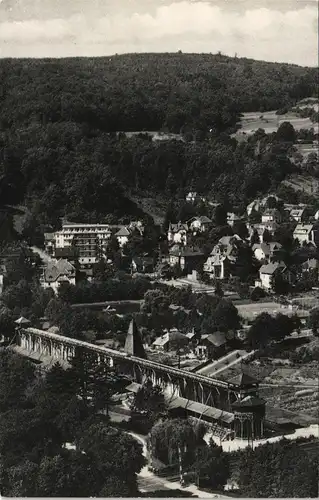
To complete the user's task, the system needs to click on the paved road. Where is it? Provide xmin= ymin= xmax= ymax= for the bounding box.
xmin=218 ymin=424 xmax=319 ymax=453
xmin=128 ymin=431 xmax=230 ymax=498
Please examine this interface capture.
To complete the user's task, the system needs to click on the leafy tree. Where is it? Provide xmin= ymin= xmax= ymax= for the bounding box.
xmin=150 ymin=419 xmax=197 ymax=482
xmin=233 ymin=438 xmax=318 ymax=497
xmin=1 ymin=279 xmax=33 ymax=311
xmin=106 ymin=235 xmax=120 ymax=261
xmin=35 ymin=451 xmax=103 ymax=497
xmin=250 ymin=286 xmax=266 ymax=302
xmin=250 ymin=229 xmax=260 ymax=245
xmin=92 ymin=259 xmax=116 ymax=281
xmin=0 ymin=351 xmax=35 ymax=412
xmin=246 ymin=312 xmax=275 ymax=349
xmin=31 ymin=363 xmax=91 ymax=443
xmin=5 ymin=460 xmax=39 ymax=497
xmin=232 ymin=220 xmax=249 ymax=240
xmin=67 ymin=348 xmax=119 ymax=415
xmin=77 ymin=422 xmax=145 ymax=495
xmin=214 ymin=204 xmax=228 ymax=226
xmin=130 ymin=380 xmax=167 ymax=432
xmin=308 ymin=307 xmax=319 ymax=336
xmin=262 ymin=228 xmax=272 ymax=243
xmin=0 ymin=306 xmax=15 ymax=341
xmin=213 ymin=299 xmax=240 ymax=332
xmin=271 ymin=272 xmax=290 ymax=295
xmin=276 ymin=121 xmax=297 ymax=144
xmin=195 ymin=439 xmax=229 ymax=490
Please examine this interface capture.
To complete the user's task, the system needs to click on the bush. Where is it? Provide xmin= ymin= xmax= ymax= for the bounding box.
xmin=250 ymin=287 xmax=266 ymax=301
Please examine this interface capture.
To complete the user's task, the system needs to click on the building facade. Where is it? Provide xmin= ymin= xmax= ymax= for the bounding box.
xmin=47 ymin=223 xmax=112 ymax=268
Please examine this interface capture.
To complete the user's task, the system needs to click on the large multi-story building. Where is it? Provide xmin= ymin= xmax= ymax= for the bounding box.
xmin=45 ymin=223 xmax=112 ymax=269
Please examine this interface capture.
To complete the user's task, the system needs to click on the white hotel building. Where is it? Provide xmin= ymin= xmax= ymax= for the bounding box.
xmin=45 ymin=223 xmax=112 ymax=268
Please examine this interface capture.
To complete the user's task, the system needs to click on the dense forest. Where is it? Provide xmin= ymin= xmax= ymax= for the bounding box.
xmin=0 ymin=54 xmax=317 ymax=225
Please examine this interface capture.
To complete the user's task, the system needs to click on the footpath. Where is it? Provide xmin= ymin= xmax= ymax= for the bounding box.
xmin=128 ymin=431 xmax=231 ymax=498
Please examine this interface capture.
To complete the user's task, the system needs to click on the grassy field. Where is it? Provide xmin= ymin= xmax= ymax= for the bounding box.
xmin=234 ymin=110 xmax=318 ymax=137
xmin=237 ymin=301 xmax=309 ymax=321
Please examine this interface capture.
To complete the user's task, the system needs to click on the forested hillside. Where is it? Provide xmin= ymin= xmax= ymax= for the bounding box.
xmin=0 ymin=53 xmax=317 ymax=226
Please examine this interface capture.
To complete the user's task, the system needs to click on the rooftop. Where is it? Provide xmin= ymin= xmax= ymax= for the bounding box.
xmin=205 ymin=332 xmax=227 ymax=347
xmin=169 ymin=246 xmax=204 ymax=257
xmin=124 ymin=319 xmax=147 ymax=358
xmin=228 ymin=372 xmax=259 ymax=386
xmin=168 ymin=396 xmax=234 ymax=424
xmin=294 ymin=224 xmax=314 ymax=233
xmin=44 ymin=259 xmax=75 ymax=283
xmin=116 ymin=227 xmax=131 ymax=237
xmin=259 ymin=262 xmax=285 ymax=275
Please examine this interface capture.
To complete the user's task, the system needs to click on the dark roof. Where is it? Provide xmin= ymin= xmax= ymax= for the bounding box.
xmin=228 ymin=372 xmax=259 ymax=386
xmin=232 ymin=395 xmax=266 ymax=408
xmin=205 ymin=332 xmax=227 ymax=347
xmin=169 ymin=246 xmax=205 ymax=258
xmin=55 ymin=247 xmax=78 ymax=258
xmin=198 ymin=216 xmax=212 ymax=224
xmin=44 ymin=259 xmax=75 ymax=283
xmin=168 ymin=396 xmax=234 ymax=424
xmin=259 ymin=262 xmax=285 ymax=275
xmin=124 ymin=319 xmax=147 ymax=359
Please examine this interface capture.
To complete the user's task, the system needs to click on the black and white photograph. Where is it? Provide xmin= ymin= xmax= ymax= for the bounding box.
xmin=0 ymin=0 xmax=318 ymax=497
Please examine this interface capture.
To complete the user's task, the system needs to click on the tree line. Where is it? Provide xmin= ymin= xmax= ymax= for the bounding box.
xmin=0 ymin=52 xmax=317 ymax=227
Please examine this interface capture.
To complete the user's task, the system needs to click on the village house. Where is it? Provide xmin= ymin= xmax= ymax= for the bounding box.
xmin=227 ymin=212 xmax=242 ymax=227
xmin=128 ymin=220 xmax=144 ymax=235
xmin=247 ymin=195 xmax=281 ymax=217
xmin=289 ymin=207 xmax=309 ymax=223
xmin=204 ymin=235 xmax=241 ymax=279
xmin=185 ymin=192 xmax=206 ymax=204
xmin=252 ymin=242 xmax=283 ymax=262
xmin=186 ymin=328 xmax=200 ymax=343
xmin=152 ymin=329 xmax=188 ymax=352
xmin=167 ymin=222 xmax=188 ymax=245
xmin=152 ymin=333 xmax=170 ymax=351
xmin=249 ymin=222 xmax=279 ymax=243
xmin=293 ymin=224 xmax=319 ymax=247
xmin=204 ymin=253 xmax=233 ymax=280
xmin=195 ymin=332 xmax=228 ymax=360
xmin=40 ymin=259 xmax=76 ymax=294
xmin=261 ymin=208 xmax=282 ymax=224
xmin=247 ymin=199 xmax=262 ymax=217
xmin=299 ymin=258 xmax=319 ymax=282
xmin=168 ymin=245 xmax=205 ymax=273
xmin=131 ymin=255 xmax=155 ymax=274
xmin=115 ymin=227 xmax=131 ymax=247
xmin=257 ymin=262 xmax=287 ymax=290
xmin=188 ymin=215 xmax=212 ymax=233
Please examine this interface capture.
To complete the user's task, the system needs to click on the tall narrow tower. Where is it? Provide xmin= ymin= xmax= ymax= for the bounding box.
xmin=124 ymin=319 xmax=147 ymax=359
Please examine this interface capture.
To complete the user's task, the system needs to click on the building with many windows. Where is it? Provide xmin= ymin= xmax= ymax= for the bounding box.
xmin=45 ymin=223 xmax=112 ymax=269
